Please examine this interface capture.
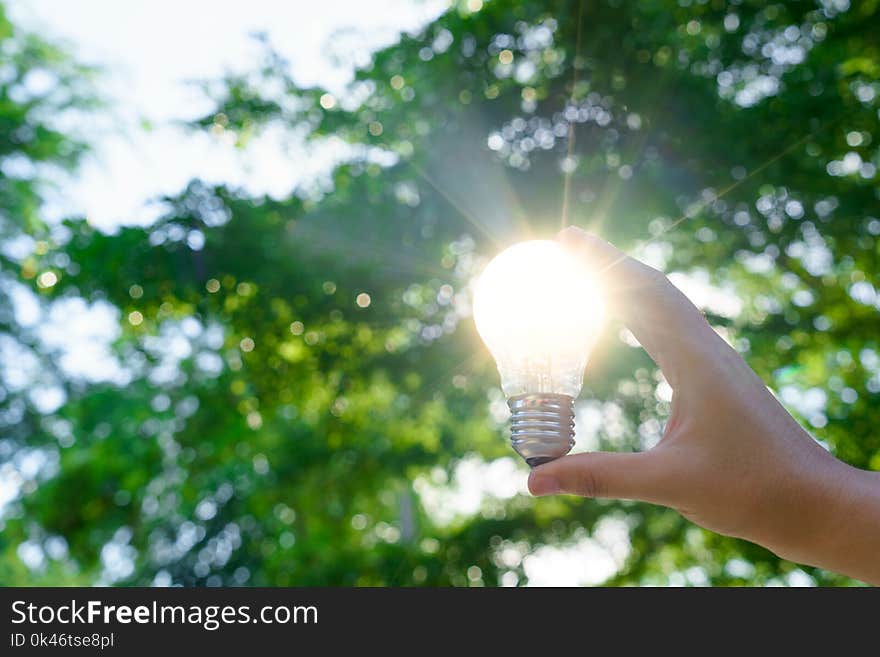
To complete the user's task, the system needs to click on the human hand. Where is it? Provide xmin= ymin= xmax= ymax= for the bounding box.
xmin=528 ymin=227 xmax=880 ymax=584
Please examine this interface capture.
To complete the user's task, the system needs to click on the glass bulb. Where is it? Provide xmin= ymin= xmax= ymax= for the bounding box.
xmin=473 ymin=240 xmax=604 ymax=465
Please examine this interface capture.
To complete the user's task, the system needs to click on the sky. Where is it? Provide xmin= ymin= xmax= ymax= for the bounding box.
xmin=3 ymin=0 xmax=634 ymax=586
xmin=7 ymin=0 xmax=447 ymax=230
xmin=2 ymin=0 xmax=450 ymax=403
xmin=4 ymin=0 xmax=803 ymax=586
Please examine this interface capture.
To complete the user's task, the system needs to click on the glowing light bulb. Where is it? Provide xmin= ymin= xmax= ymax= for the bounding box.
xmin=473 ymin=240 xmax=604 ymax=466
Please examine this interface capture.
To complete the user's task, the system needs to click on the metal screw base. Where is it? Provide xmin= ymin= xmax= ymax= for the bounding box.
xmin=507 ymin=393 xmax=575 ymax=467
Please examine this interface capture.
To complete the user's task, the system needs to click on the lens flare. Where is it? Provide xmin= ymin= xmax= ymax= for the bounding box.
xmin=472 ymin=239 xmax=604 ymax=464
xmin=473 ymin=240 xmax=604 ymax=396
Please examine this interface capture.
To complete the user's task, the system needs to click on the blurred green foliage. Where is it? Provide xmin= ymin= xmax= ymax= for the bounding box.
xmin=1 ymin=0 xmax=879 ymax=586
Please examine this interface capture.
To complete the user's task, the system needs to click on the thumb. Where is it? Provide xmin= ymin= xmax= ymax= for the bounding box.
xmin=528 ymin=451 xmax=673 ymax=505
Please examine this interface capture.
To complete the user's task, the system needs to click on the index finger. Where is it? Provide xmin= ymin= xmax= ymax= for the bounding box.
xmin=558 ymin=227 xmax=724 ymax=389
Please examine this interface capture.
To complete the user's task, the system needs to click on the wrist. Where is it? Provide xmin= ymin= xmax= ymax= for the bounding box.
xmin=769 ymin=453 xmax=878 ymax=579
xmin=814 ymin=463 xmax=880 ymax=583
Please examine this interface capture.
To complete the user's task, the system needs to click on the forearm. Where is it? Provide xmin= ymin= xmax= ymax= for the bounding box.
xmin=773 ymin=457 xmax=880 ymax=585
xmin=821 ymin=464 xmax=880 ymax=585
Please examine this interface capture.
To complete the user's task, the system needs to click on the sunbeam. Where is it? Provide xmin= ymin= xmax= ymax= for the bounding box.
xmin=289 ymin=219 xmax=453 ymax=280
xmin=560 ymin=0 xmax=585 ymax=231
xmin=594 ymin=112 xmax=846 ymax=278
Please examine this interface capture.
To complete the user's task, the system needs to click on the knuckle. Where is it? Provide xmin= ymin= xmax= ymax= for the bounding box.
xmin=574 ymin=466 xmax=606 ymax=498
xmin=641 ymin=264 xmax=667 ymax=285
xmin=628 ymin=261 xmax=668 ymax=290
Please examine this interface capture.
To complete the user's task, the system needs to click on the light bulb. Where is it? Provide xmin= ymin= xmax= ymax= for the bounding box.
xmin=473 ymin=240 xmax=604 ymax=466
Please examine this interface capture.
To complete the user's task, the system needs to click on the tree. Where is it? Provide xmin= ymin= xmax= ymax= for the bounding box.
xmin=0 ymin=2 xmax=99 ymax=585
xmin=2 ymin=0 xmax=878 ymax=586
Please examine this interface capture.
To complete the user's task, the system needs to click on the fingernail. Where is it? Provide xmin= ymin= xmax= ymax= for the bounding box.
xmin=528 ymin=470 xmax=561 ymax=497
